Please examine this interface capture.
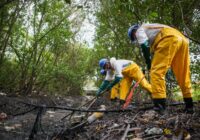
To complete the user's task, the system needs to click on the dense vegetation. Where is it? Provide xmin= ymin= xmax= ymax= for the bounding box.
xmin=0 ymin=0 xmax=199 ymax=96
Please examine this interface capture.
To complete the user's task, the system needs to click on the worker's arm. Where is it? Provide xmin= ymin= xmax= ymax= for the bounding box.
xmin=135 ymin=28 xmax=151 ymax=70
xmin=107 ymin=76 xmax=122 ymax=90
xmin=141 ymin=40 xmax=151 ymax=70
xmin=96 ymin=80 xmax=110 ymax=96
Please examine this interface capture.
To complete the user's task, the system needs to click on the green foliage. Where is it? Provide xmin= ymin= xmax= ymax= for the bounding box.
xmin=0 ymin=0 xmax=95 ymax=95
xmin=173 ymin=85 xmax=200 ymax=101
xmin=0 ymin=0 xmax=199 ymax=96
xmin=94 ymin=0 xmax=200 ymax=84
xmin=38 ymin=45 xmax=94 ymax=95
xmin=193 ymin=86 xmax=200 ymax=101
xmin=0 ymin=59 xmax=20 ymax=92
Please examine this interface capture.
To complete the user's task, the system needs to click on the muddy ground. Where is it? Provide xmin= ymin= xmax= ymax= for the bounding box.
xmin=0 ymin=94 xmax=200 ymax=140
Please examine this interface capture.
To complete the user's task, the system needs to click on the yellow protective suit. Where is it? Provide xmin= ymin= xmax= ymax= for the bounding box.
xmin=110 ymin=63 xmax=152 ymax=101
xmin=151 ymin=27 xmax=192 ymax=99
xmin=110 ymin=83 xmax=120 ymax=99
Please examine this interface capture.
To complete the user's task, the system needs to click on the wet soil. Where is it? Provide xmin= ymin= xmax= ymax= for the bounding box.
xmin=0 ymin=94 xmax=200 ymax=140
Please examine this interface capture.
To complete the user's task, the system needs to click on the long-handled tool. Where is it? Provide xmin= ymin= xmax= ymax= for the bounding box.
xmin=123 ymin=76 xmax=145 ymax=109
xmin=64 ymin=105 xmax=106 ymax=134
xmin=60 ymin=96 xmax=97 ymax=121
xmin=61 ymin=89 xmax=108 ymax=121
xmin=64 ymin=89 xmax=109 ymax=131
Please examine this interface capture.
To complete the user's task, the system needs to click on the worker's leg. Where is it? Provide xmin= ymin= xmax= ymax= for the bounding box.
xmin=119 ymin=77 xmax=132 ymax=101
xmin=171 ymin=37 xmax=193 ymax=111
xmin=135 ymin=67 xmax=152 ymax=93
xmin=151 ymin=27 xmax=193 ymax=112
xmin=150 ymin=30 xmax=183 ymax=111
xmin=171 ymin=38 xmax=192 ymax=97
xmin=110 ymin=83 xmax=120 ymax=100
xmin=150 ymin=27 xmax=184 ymax=98
xmin=151 ymin=38 xmax=176 ymax=98
xmin=122 ymin=64 xmax=152 ymax=93
xmin=150 ymin=43 xmax=170 ymax=110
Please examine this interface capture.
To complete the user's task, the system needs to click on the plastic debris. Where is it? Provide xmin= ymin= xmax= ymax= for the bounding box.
xmin=5 ymin=126 xmax=15 ymax=131
xmin=0 ymin=92 xmax=6 ymax=96
xmin=87 ymin=105 xmax=106 ymax=124
xmin=0 ymin=112 xmax=7 ymax=120
xmin=145 ymin=127 xmax=163 ymax=135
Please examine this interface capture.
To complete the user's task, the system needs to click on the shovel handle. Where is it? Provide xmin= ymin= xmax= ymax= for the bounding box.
xmin=123 ymin=76 xmax=145 ymax=109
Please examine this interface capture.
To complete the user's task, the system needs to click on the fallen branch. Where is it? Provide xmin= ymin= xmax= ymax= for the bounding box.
xmin=18 ymin=100 xmax=139 ymax=113
xmin=29 ymin=107 xmax=44 ymax=140
xmin=18 ymin=101 xmax=198 ymax=113
xmin=54 ymin=97 xmax=98 ymax=139
xmin=143 ymin=134 xmax=162 ymax=140
xmin=13 ymin=107 xmax=37 ymax=116
xmin=61 ymin=97 xmax=97 ymax=121
xmin=121 ymin=124 xmax=130 ymax=140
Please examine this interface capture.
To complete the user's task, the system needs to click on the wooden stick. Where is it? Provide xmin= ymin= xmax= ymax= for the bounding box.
xmin=121 ymin=124 xmax=130 ymax=140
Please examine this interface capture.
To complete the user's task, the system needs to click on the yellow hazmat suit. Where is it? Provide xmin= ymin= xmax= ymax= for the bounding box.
xmin=111 ymin=63 xmax=152 ymax=100
xmin=151 ymin=27 xmax=192 ymax=99
xmin=110 ymin=83 xmax=120 ymax=99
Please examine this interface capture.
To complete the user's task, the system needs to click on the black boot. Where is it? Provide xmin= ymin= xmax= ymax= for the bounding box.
xmin=153 ymin=98 xmax=166 ymax=114
xmin=184 ymin=98 xmax=194 ymax=113
xmin=119 ymin=100 xmax=125 ymax=105
xmin=110 ymin=98 xmax=117 ymax=102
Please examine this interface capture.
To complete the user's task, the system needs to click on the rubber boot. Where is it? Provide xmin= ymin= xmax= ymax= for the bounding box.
xmin=153 ymin=98 xmax=166 ymax=114
xmin=184 ymin=98 xmax=194 ymax=114
xmin=119 ymin=100 xmax=125 ymax=105
xmin=110 ymin=98 xmax=117 ymax=102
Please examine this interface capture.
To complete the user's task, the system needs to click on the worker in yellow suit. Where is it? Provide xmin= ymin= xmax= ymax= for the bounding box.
xmin=128 ymin=23 xmax=193 ymax=113
xmin=96 ymin=57 xmax=152 ymax=104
